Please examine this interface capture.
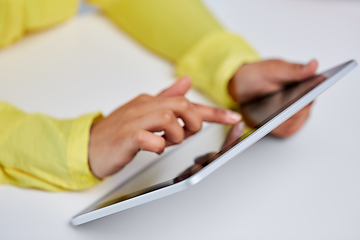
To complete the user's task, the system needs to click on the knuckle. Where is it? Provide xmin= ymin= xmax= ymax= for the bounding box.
xmin=194 ymin=121 xmax=203 ymax=132
xmin=159 ymin=109 xmax=175 ymax=124
xmin=177 ymin=97 xmax=191 ymax=110
xmin=134 ymin=130 xmax=146 ymax=146
xmin=175 ymin=131 xmax=185 ymax=144
xmin=213 ymin=108 xmax=226 ymax=119
xmin=172 ymin=137 xmax=183 ymax=145
xmin=137 ymin=94 xmax=151 ymax=102
xmin=294 ymin=63 xmax=304 ymax=72
xmin=190 ymin=119 xmax=202 ymax=133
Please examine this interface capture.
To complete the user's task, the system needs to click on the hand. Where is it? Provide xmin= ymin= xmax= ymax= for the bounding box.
xmin=89 ymin=77 xmax=242 ymax=179
xmin=228 ymin=59 xmax=318 ymax=138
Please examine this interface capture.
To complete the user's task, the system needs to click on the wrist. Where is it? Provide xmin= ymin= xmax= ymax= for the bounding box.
xmin=88 ymin=124 xmax=100 ymax=179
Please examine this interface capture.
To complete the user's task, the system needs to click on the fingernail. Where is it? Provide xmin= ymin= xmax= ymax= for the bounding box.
xmin=226 ymin=110 xmax=242 ymax=122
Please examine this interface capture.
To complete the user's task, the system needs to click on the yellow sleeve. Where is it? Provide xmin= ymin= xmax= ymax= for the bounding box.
xmin=0 ymin=0 xmax=258 ymax=191
xmin=87 ymin=0 xmax=261 ymax=108
xmin=0 ymin=102 xmax=102 ymax=191
xmin=0 ymin=0 xmax=78 ymax=48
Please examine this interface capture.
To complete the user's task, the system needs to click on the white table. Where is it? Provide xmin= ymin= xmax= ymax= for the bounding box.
xmin=1 ymin=0 xmax=359 ymax=239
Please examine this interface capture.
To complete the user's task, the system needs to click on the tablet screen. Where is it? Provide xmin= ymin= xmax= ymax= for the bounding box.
xmin=81 ymin=61 xmax=352 ymax=213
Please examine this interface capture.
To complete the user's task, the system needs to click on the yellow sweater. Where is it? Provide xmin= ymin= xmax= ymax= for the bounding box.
xmin=0 ymin=0 xmax=259 ymax=191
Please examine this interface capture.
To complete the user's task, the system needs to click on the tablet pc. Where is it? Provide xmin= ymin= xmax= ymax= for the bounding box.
xmin=71 ymin=60 xmax=357 ymax=226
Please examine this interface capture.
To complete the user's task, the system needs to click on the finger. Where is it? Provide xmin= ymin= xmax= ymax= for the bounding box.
xmin=157 ymin=76 xmax=192 ymax=97
xmin=169 ymin=99 xmax=242 ymax=130
xmin=132 ymin=109 xmax=185 ymax=144
xmin=155 ymin=97 xmax=203 ymax=133
xmin=131 ymin=96 xmax=203 ymax=135
xmin=222 ymin=122 xmax=245 ymax=148
xmin=266 ymin=59 xmax=318 ymax=83
xmin=163 ymin=128 xmax=195 ymax=147
xmin=194 ymin=103 xmax=242 ymax=124
xmin=271 ymin=103 xmax=312 ymax=138
xmin=134 ymin=130 xmax=166 ymax=154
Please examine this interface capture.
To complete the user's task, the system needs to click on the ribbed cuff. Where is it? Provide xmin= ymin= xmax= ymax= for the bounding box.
xmin=66 ymin=112 xmax=103 ymax=190
xmin=176 ymin=30 xmax=261 ymax=109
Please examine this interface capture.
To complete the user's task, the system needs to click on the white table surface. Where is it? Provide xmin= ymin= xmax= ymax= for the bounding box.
xmin=1 ymin=0 xmax=359 ymax=239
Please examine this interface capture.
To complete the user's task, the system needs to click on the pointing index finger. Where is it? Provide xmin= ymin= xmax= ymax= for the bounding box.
xmin=194 ymin=103 xmax=242 ymax=124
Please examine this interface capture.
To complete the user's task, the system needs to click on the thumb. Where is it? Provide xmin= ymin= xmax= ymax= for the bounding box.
xmin=157 ymin=76 xmax=192 ymax=97
xmin=268 ymin=59 xmax=318 ymax=83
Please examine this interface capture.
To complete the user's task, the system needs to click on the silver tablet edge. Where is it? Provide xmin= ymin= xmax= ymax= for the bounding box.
xmin=188 ymin=60 xmax=357 ymax=186
xmin=71 ymin=60 xmax=357 ymax=226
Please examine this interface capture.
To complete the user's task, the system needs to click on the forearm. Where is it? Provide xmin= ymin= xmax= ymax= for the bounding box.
xmin=0 ymin=0 xmax=78 ymax=48
xmin=0 ymin=101 xmax=102 ymax=191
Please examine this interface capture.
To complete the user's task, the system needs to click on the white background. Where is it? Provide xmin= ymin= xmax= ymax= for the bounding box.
xmin=0 ymin=0 xmax=359 ymax=239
